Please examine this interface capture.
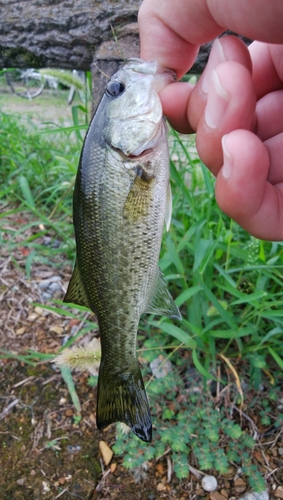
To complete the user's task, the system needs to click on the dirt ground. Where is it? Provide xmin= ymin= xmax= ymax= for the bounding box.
xmin=1 ymin=93 xmax=283 ymax=499
xmin=0 ymin=210 xmax=175 ymax=500
xmin=2 ymin=209 xmax=283 ymax=500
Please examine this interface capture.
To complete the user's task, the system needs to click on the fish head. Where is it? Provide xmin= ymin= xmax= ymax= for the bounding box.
xmin=103 ymin=58 xmax=175 ymax=158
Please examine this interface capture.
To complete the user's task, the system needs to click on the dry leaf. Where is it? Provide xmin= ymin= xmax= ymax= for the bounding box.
xmin=99 ymin=440 xmax=113 ymax=466
xmin=210 ymin=492 xmax=227 ymax=500
xmin=50 ymin=325 xmax=63 ymax=335
xmin=27 ymin=313 xmax=39 ymax=321
xmin=156 ymin=463 xmax=165 ymax=475
xmin=275 ymin=486 xmax=283 ymax=499
xmin=69 ymin=319 xmax=81 ymax=327
xmin=156 ymin=483 xmax=166 ymax=492
xmin=110 ymin=463 xmax=117 ymax=473
xmin=34 ymin=306 xmax=44 ymax=315
xmin=19 ymin=247 xmax=30 ymax=256
xmin=16 ymin=327 xmax=26 ymax=335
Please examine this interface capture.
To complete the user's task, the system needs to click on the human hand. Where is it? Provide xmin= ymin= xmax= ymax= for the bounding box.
xmin=138 ymin=0 xmax=283 ymax=240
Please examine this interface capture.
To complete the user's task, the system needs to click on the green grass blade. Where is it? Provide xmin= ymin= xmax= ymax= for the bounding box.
xmin=268 ymin=346 xmax=283 ymax=370
xmin=60 ymin=366 xmax=81 ymax=414
xmin=192 ymin=349 xmax=218 ymax=381
xmin=151 ymin=320 xmax=196 ymax=348
xmin=166 ymin=234 xmax=184 ymax=275
xmin=18 ymin=176 xmax=35 ymax=208
xmin=175 ymin=286 xmax=200 ymax=307
xmin=199 ymin=279 xmax=238 ymax=330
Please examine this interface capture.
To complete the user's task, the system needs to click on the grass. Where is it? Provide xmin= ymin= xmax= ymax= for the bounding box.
xmin=1 ymin=100 xmax=282 ymax=490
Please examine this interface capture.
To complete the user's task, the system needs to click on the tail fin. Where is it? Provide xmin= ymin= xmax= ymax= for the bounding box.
xmin=96 ymin=361 xmax=152 ymax=442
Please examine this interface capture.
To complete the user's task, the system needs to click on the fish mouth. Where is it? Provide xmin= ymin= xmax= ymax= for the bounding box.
xmin=127 ymin=148 xmax=153 ymax=159
xmin=112 ymin=146 xmax=153 ymax=161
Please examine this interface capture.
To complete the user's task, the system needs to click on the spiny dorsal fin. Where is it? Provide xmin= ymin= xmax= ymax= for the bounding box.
xmin=63 ymin=262 xmax=91 ymax=310
xmin=144 ymin=269 xmax=181 ymax=320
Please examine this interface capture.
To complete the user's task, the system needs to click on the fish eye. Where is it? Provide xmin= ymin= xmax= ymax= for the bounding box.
xmin=106 ymin=81 xmax=125 ymax=97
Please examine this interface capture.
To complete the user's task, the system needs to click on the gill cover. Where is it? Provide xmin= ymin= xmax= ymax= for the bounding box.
xmin=104 ymin=58 xmax=175 ymax=157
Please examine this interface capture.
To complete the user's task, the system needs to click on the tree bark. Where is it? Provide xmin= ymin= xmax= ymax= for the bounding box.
xmin=0 ymin=0 xmax=141 ymax=70
xmin=0 ymin=1 xmax=251 ymax=102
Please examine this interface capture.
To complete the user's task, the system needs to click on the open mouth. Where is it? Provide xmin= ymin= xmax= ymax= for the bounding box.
xmin=127 ymin=148 xmax=153 ymax=159
xmin=111 ymin=146 xmax=153 ymax=161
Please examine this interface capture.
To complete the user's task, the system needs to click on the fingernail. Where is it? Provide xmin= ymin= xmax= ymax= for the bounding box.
xmin=204 ymin=70 xmax=230 ymax=129
xmin=221 ymin=135 xmax=233 ymax=179
xmin=201 ymin=38 xmax=227 ymax=94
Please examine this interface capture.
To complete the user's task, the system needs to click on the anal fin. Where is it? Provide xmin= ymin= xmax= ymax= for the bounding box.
xmin=63 ymin=262 xmax=91 ymax=310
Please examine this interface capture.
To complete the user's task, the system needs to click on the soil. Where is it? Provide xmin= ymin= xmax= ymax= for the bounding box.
xmin=1 ymin=93 xmax=283 ymax=500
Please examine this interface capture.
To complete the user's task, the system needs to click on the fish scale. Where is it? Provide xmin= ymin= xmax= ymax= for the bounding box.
xmin=64 ymin=59 xmax=181 ymax=442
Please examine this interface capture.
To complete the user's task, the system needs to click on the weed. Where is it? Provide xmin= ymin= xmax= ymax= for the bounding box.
xmin=113 ymin=360 xmax=277 ymax=491
xmin=1 ymin=107 xmax=282 ymax=491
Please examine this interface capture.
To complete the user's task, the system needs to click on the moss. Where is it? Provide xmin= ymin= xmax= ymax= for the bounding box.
xmin=1 ymin=46 xmax=45 ymax=68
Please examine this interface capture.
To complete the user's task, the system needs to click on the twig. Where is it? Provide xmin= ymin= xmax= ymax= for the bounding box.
xmin=156 ymin=447 xmax=171 ymax=462
xmin=42 ymin=374 xmax=60 ymax=386
xmin=266 ymin=467 xmax=280 ymax=479
xmin=95 ymin=466 xmax=111 ymax=492
xmin=166 ymin=455 xmax=172 ymax=483
xmin=188 ymin=465 xmax=204 ymax=480
xmin=92 ymin=63 xmax=110 ymax=80
xmin=231 ymin=404 xmax=259 ymax=440
xmin=260 ymin=427 xmax=283 ymax=447
xmin=13 ymin=376 xmax=35 ymax=388
xmin=54 ymin=487 xmax=70 ymax=499
xmin=260 ymin=447 xmax=271 ymax=469
xmin=0 ymin=398 xmax=19 ymax=420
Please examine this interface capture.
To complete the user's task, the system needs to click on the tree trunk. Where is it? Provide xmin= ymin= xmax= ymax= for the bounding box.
xmin=0 ymin=0 xmax=141 ymax=70
xmin=0 ymin=1 xmax=251 ymax=102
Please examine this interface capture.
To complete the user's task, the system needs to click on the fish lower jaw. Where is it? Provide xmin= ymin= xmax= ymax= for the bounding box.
xmin=113 ymin=146 xmax=153 ymax=161
xmin=128 ymin=148 xmax=153 ymax=159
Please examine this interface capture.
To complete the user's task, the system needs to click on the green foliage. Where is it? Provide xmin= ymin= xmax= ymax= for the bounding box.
xmin=39 ymin=69 xmax=85 ymax=92
xmin=2 ymin=103 xmax=283 ymax=382
xmin=136 ymin=128 xmax=283 ymax=393
xmin=87 ymin=375 xmax=98 ymax=387
xmin=0 ymin=110 xmax=81 ymax=264
xmin=113 ymin=381 xmax=269 ymax=489
xmin=0 ymin=111 xmax=81 ymax=210
xmin=2 ymin=107 xmax=282 ymax=492
xmin=60 ymin=365 xmax=81 ymax=414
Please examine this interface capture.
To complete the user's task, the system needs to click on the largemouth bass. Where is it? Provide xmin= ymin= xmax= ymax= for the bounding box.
xmin=64 ymin=58 xmax=181 ymax=443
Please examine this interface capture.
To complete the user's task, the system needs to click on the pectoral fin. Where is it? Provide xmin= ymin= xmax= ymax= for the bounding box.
xmin=165 ymin=182 xmax=172 ymax=231
xmin=124 ymin=168 xmax=154 ymax=221
xmin=145 ymin=269 xmax=181 ymax=320
xmin=63 ymin=262 xmax=91 ymax=310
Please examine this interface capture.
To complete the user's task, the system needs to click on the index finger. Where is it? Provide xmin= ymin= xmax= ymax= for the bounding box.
xmin=138 ymin=0 xmax=221 ymax=78
xmin=138 ymin=0 xmax=283 ymax=79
